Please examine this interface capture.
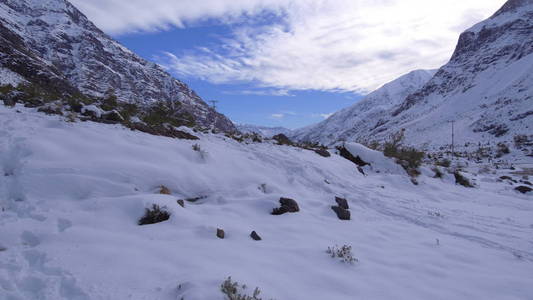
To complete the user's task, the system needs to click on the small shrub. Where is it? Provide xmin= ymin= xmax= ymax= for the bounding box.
xmin=220 ymin=277 xmax=270 ymax=300
xmin=495 ymin=142 xmax=510 ymax=158
xmin=326 ymin=245 xmax=358 ymax=264
xmin=435 ymin=159 xmax=451 ymax=168
xmin=192 ymin=143 xmax=208 ymax=159
xmin=432 ymin=167 xmax=443 ymax=178
xmin=382 ymin=130 xmax=424 ymax=175
xmin=454 ymin=171 xmax=474 ymax=188
xmin=138 ymin=204 xmax=171 ymax=225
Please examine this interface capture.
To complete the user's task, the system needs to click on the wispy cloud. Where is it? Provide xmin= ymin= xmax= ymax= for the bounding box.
xmin=223 ymin=89 xmax=294 ymax=96
xmin=270 ymin=113 xmax=285 ymax=119
xmin=72 ymin=0 xmax=505 ymax=93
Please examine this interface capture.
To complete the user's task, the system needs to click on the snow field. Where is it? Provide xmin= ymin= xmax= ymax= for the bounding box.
xmin=0 ymin=105 xmax=532 ymax=300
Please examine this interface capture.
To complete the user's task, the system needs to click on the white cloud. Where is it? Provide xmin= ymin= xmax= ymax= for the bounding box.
xmin=72 ymin=0 xmax=506 ymax=93
xmin=320 ymin=113 xmax=333 ymax=119
xmin=223 ymin=89 xmax=294 ymax=96
xmin=270 ymin=113 xmax=285 ymax=119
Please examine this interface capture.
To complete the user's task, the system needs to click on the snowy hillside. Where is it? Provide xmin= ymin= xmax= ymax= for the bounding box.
xmin=0 ymin=0 xmax=235 ymax=132
xmin=1 ymin=104 xmax=532 ymax=300
xmin=293 ymin=0 xmax=533 ymax=151
xmin=290 ymin=70 xmax=435 ymax=145
xmin=236 ymin=124 xmax=292 ymax=138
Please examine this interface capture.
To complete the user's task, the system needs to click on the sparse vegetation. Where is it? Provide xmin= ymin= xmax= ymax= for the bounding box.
xmin=220 ymin=277 xmax=271 ymax=300
xmin=454 ymin=171 xmax=474 ymax=188
xmin=138 ymin=204 xmax=171 ymax=225
xmin=382 ymin=130 xmax=424 ymax=176
xmin=432 ymin=167 xmax=444 ymax=178
xmin=435 ymin=159 xmax=451 ymax=168
xmin=327 ymin=245 xmax=358 ymax=264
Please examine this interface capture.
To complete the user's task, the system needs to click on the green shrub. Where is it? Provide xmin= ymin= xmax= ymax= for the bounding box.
xmin=432 ymin=167 xmax=443 ymax=178
xmin=142 ymin=101 xmax=195 ymax=128
xmin=138 ymin=204 xmax=171 ymax=225
xmin=100 ymin=94 xmax=118 ymax=111
xmin=382 ymin=130 xmax=424 ymax=175
xmin=327 ymin=245 xmax=358 ymax=264
xmin=435 ymin=159 xmax=451 ymax=168
xmin=454 ymin=171 xmax=474 ymax=188
xmin=220 ymin=277 xmax=269 ymax=300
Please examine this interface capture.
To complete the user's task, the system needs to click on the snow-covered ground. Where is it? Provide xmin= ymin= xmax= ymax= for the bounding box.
xmin=1 ymin=105 xmax=532 ymax=300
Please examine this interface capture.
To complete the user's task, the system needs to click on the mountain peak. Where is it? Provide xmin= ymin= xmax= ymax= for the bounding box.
xmin=492 ymin=0 xmax=533 ymax=17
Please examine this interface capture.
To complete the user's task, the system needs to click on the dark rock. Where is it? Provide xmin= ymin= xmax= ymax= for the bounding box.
xmin=250 ymin=231 xmax=261 ymax=241
xmin=177 ymin=199 xmax=185 ymax=207
xmin=331 ymin=206 xmax=351 ymax=220
xmin=337 ymin=146 xmax=369 ymax=167
xmin=129 ymin=123 xmax=199 ymax=140
xmin=37 ymin=106 xmax=63 ymax=115
xmin=271 ymin=197 xmax=300 ymax=215
xmin=216 ymin=228 xmax=225 ymax=239
xmin=335 ymin=197 xmax=349 ymax=210
xmin=272 ymin=134 xmax=292 ymax=146
xmin=515 ymin=186 xmax=532 ymax=194
xmin=183 ymin=195 xmax=207 ymax=203
xmin=102 ymin=110 xmax=124 ymax=122
xmin=2 ymin=98 xmax=16 ymax=107
xmin=520 ymin=180 xmax=532 ymax=186
xmin=357 ymin=166 xmax=365 ymax=175
xmin=314 ymin=148 xmax=331 ymax=157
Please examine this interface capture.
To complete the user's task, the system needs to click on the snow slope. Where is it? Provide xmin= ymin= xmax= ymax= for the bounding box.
xmin=0 ymin=0 xmax=235 ymax=132
xmin=293 ymin=0 xmax=533 ymax=149
xmin=290 ymin=70 xmax=435 ymax=145
xmin=1 ymin=105 xmax=532 ymax=300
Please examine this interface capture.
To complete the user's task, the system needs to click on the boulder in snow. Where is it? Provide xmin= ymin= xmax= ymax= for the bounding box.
xmin=216 ymin=228 xmax=225 ymax=239
xmin=272 ymin=197 xmax=300 ymax=215
xmin=331 ymin=206 xmax=351 ymax=220
xmin=250 ymin=231 xmax=262 ymax=241
xmin=335 ymin=197 xmax=349 ymax=210
xmin=515 ymin=186 xmax=532 ymax=194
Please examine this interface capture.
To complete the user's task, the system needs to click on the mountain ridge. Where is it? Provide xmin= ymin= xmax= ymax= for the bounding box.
xmin=0 ymin=0 xmax=236 ymax=132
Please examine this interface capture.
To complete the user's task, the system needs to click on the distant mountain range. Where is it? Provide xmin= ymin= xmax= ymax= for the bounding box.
xmin=0 ymin=0 xmax=235 ymax=132
xmin=291 ymin=0 xmax=533 ymax=149
xmin=236 ymin=124 xmax=292 ymax=138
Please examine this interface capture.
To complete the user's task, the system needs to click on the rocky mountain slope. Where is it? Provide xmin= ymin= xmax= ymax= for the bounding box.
xmin=236 ymin=124 xmax=292 ymax=138
xmin=0 ymin=0 xmax=235 ymax=132
xmin=290 ymin=70 xmax=436 ymax=145
xmin=292 ymin=0 xmax=533 ymax=151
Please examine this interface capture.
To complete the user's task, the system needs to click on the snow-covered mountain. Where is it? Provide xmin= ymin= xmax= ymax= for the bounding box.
xmin=0 ymin=0 xmax=235 ymax=132
xmin=293 ymin=0 xmax=533 ymax=149
xmin=236 ymin=124 xmax=292 ymax=138
xmin=290 ymin=70 xmax=436 ymax=145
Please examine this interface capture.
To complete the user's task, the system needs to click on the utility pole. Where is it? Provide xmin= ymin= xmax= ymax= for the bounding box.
xmin=451 ymin=120 xmax=455 ymax=159
xmin=209 ymin=100 xmax=219 ymax=110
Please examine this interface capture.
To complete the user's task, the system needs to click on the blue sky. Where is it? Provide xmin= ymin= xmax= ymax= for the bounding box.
xmin=72 ymin=0 xmax=504 ymax=129
xmin=115 ymin=25 xmax=361 ymax=128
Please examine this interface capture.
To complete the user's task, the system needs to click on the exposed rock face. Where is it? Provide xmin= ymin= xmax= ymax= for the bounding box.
xmin=292 ymin=0 xmax=533 ymax=149
xmin=0 ymin=0 xmax=236 ymax=132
